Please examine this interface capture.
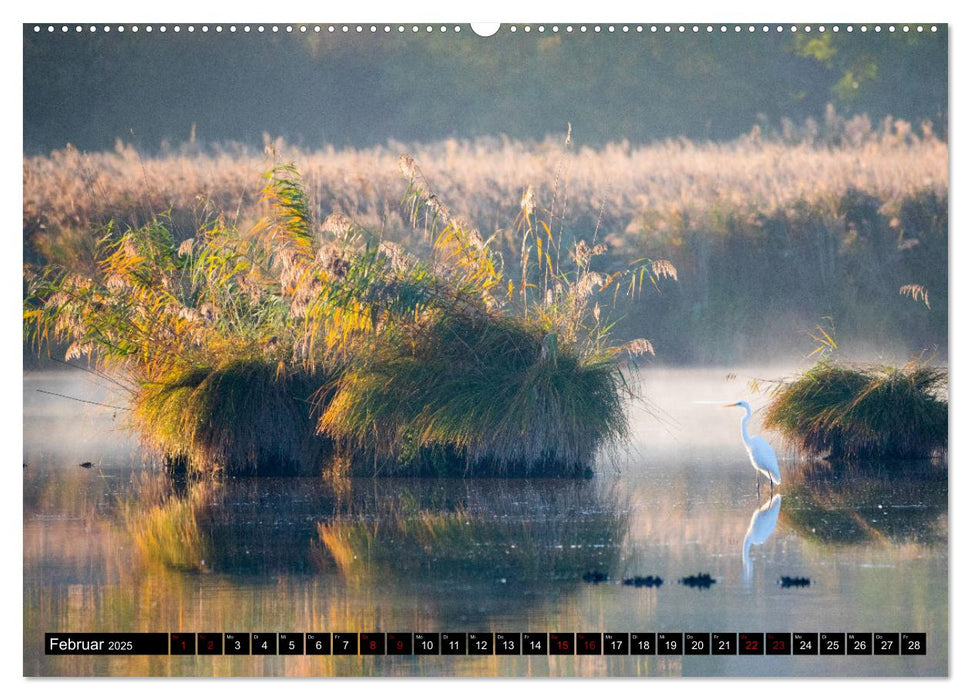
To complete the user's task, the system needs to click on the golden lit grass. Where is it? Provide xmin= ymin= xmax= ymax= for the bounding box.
xmin=309 ymin=158 xmax=664 ymax=475
xmin=27 ymin=160 xmax=667 ymax=476
xmin=25 ymin=172 xmax=347 ymax=475
xmin=26 ymin=123 xmax=948 ymax=374
xmin=133 ymin=361 xmax=332 ymax=476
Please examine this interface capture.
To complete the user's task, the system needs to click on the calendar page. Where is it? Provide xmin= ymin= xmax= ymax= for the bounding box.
xmin=22 ymin=16 xmax=949 ymax=678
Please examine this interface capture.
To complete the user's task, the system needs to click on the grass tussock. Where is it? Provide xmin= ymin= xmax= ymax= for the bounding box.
xmin=321 ymin=313 xmax=628 ymax=475
xmin=23 ymin=167 xmax=366 ymax=475
xmin=764 ymin=361 xmax=947 ymax=461
xmin=312 ymin=155 xmax=665 ymax=475
xmin=134 ymin=360 xmax=331 ymax=476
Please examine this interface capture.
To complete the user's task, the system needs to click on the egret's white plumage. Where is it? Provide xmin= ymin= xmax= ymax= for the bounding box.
xmin=724 ymin=400 xmax=781 ymax=490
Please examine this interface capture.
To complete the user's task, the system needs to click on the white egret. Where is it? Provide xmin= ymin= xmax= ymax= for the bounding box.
xmin=723 ymin=400 xmax=781 ymax=493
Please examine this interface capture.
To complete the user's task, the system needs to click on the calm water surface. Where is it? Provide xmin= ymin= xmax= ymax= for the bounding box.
xmin=23 ymin=368 xmax=948 ymax=677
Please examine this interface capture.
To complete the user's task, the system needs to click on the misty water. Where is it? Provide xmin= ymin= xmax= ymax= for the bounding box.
xmin=23 ymin=368 xmax=947 ymax=677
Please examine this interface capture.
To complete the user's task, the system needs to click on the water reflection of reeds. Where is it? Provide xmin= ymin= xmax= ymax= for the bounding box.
xmin=119 ymin=474 xmax=630 ymax=586
xmin=26 ymin=468 xmax=641 ymax=676
xmin=122 ymin=475 xmax=344 ymax=575
xmin=316 ymin=480 xmax=629 ymax=589
xmin=780 ymin=462 xmax=947 ymax=547
xmin=23 ymin=461 xmax=139 ymax=583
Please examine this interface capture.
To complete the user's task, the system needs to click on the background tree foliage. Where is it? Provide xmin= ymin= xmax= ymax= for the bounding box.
xmin=23 ymin=26 xmax=947 ymax=152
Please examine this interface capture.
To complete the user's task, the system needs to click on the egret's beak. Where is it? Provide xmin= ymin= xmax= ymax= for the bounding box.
xmin=721 ymin=402 xmax=738 ymax=407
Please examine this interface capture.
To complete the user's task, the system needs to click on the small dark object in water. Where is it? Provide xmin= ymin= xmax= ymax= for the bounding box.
xmin=679 ymin=572 xmax=716 ymax=589
xmin=622 ymin=575 xmax=663 ymax=588
xmin=582 ymin=570 xmax=609 ymax=584
xmin=79 ymin=461 xmax=93 ymax=469
xmin=779 ymin=576 xmax=811 ymax=588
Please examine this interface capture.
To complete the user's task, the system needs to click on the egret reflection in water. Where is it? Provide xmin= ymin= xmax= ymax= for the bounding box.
xmin=742 ymin=494 xmax=782 ymax=584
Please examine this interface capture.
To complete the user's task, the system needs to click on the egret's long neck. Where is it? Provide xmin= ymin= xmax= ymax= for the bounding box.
xmin=740 ymin=405 xmax=752 ymax=444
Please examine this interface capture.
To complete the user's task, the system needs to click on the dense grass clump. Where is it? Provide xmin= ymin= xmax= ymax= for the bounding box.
xmin=321 ymin=312 xmax=628 ymax=476
xmin=764 ymin=361 xmax=947 ymax=461
xmin=310 ymin=156 xmax=665 ymax=476
xmin=134 ymin=361 xmax=331 ymax=476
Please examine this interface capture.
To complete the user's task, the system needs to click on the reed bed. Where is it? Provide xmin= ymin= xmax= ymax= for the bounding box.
xmin=24 ymin=124 xmax=946 ymax=267
xmin=25 ymin=170 xmax=353 ymax=475
xmin=25 ymin=158 xmax=668 ymax=476
xmin=24 ymin=123 xmax=948 ymax=363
